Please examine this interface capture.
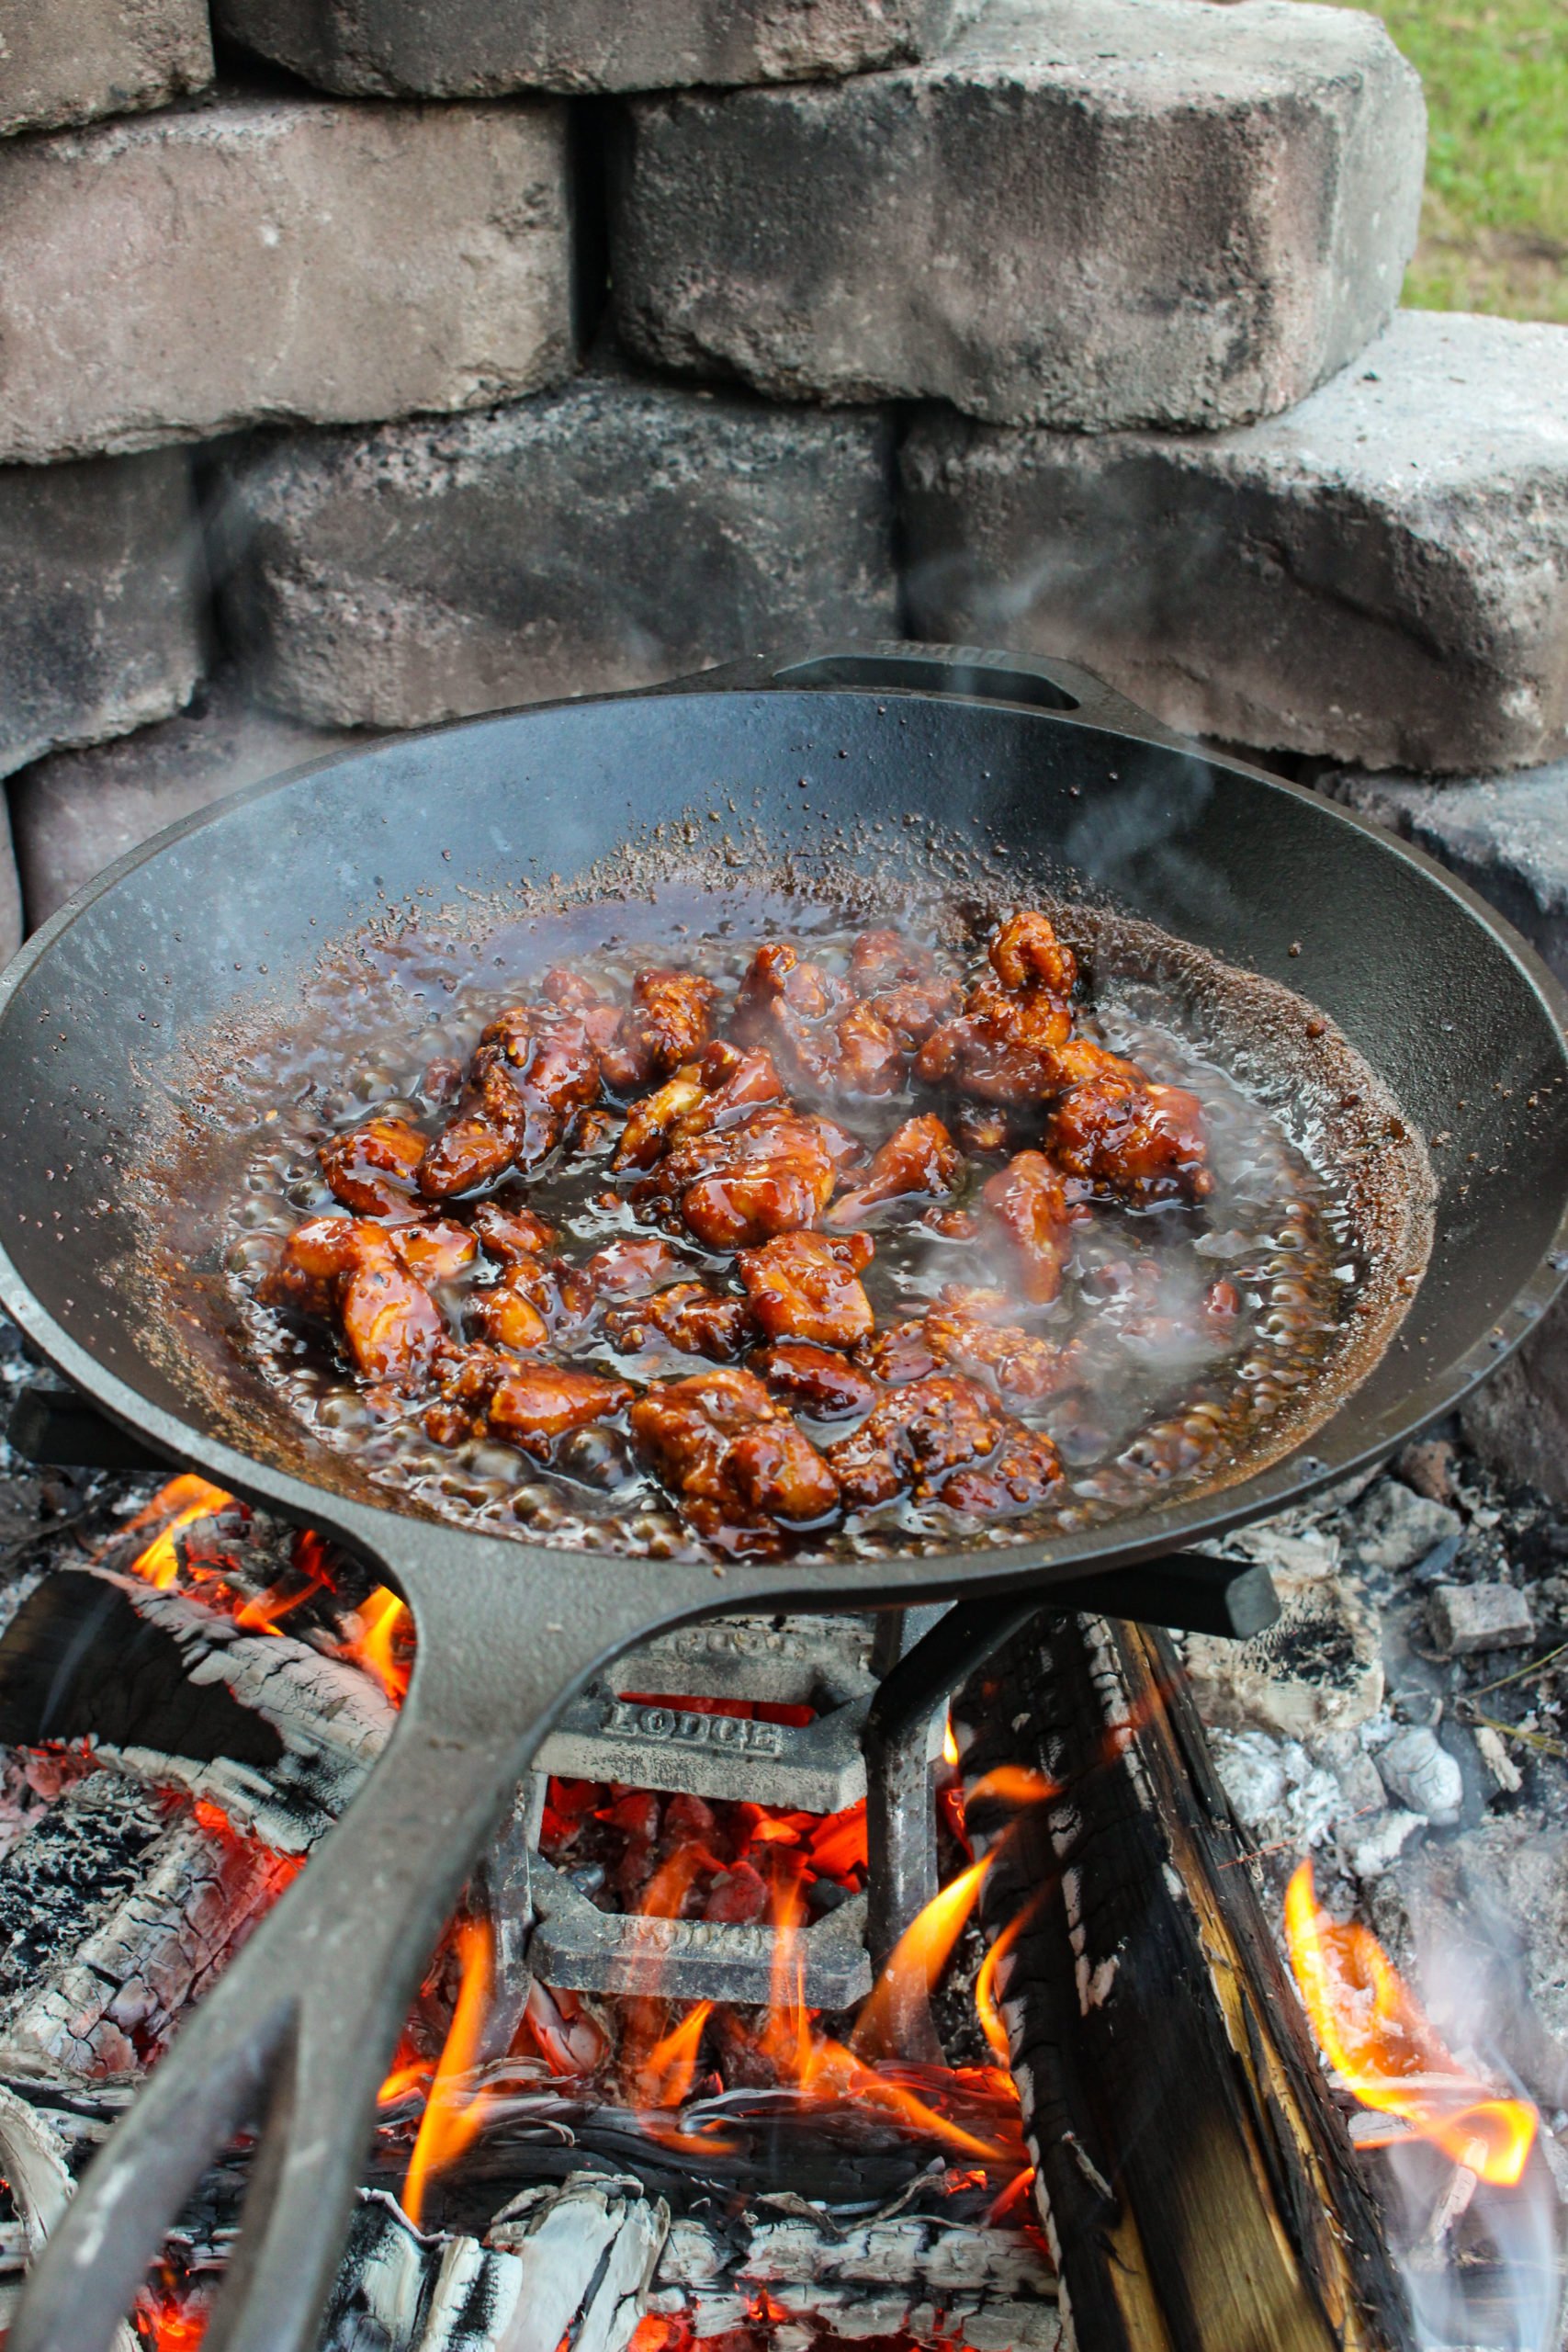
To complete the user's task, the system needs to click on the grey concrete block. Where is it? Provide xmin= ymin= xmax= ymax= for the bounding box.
xmin=0 ymin=450 xmax=206 ymax=786
xmin=0 ymin=0 xmax=211 ymax=135
xmin=1427 ymin=1583 xmax=1535 ymax=1657
xmin=214 ymin=0 xmax=971 ymax=96
xmin=0 ymin=96 xmax=573 ymax=465
xmin=9 ymin=671 xmax=366 ymax=933
xmin=902 ymin=311 xmax=1568 ymax=773
xmin=1318 ymin=759 xmax=1568 ymax=986
xmin=209 ymin=371 xmax=898 ymax=729
xmin=610 ymin=0 xmax=1423 ymax=433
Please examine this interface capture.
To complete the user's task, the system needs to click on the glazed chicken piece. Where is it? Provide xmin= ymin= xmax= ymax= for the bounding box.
xmin=1043 ymin=1039 xmax=1211 ymax=1204
xmin=615 ymin=1064 xmax=706 ymax=1171
xmin=852 ymin=1287 xmax=1071 ymax=1409
xmin=919 ymin=1286 xmax=1077 ymax=1408
xmin=470 ymin=1201 xmax=558 ymax=1262
xmin=259 ymin=1215 xmax=380 ymax=1318
xmin=389 ymin=1218 xmax=478 ymax=1283
xmin=419 ymin=1006 xmax=601 ymax=1199
xmin=260 ymin=1216 xmax=445 ymax=1389
xmin=915 ymin=910 xmax=1078 ymax=1104
xmin=629 ymin=1366 xmax=839 ymax=1552
xmin=750 ymin=1341 xmax=879 ymax=1420
xmin=828 ymin=1114 xmax=963 ymax=1227
xmin=825 ymin=1374 xmax=1062 ymax=1515
xmin=846 ymin=930 xmax=963 ymax=1048
xmin=615 ymin=1044 xmax=788 ymax=1173
xmin=488 ymin=1364 xmax=636 ymax=1458
xmin=604 ymin=1281 xmax=755 ymax=1363
xmin=981 ymin=1150 xmax=1084 ymax=1304
xmin=319 ymin=1118 xmax=430 ymax=1220
xmin=854 ymin=1319 xmax=941 ymax=1385
xmin=342 ymin=1255 xmax=446 ymax=1387
xmin=469 ymin=1267 xmax=551 ymax=1353
xmin=737 ymin=936 xmax=955 ymax=1100
xmin=580 ymin=1237 xmax=682 ymax=1297
xmin=596 ymin=969 xmax=720 ymax=1093
xmin=636 ymin=1107 xmax=852 ymax=1250
xmin=736 ymin=1230 xmax=874 ymax=1349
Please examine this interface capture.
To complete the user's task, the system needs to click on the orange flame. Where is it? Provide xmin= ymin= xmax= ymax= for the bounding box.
xmin=976 ymin=1890 xmax=1046 ymax=2067
xmin=127 ymin=1476 xmax=233 ymax=1589
xmin=1284 ymin=1860 xmax=1536 ymax=2187
xmin=636 ymin=2000 xmax=715 ymax=2109
xmin=942 ymin=1711 xmax=960 ymax=1769
xmin=344 ymin=1588 xmax=412 ymax=1703
xmin=964 ymin=1764 xmax=1058 ymax=1811
xmin=852 ymin=1854 xmax=993 ymax=2061
xmin=402 ymin=1919 xmax=493 ymax=2228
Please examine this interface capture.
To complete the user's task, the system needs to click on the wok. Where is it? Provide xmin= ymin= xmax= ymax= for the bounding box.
xmin=2 ymin=642 xmax=1565 ymax=2352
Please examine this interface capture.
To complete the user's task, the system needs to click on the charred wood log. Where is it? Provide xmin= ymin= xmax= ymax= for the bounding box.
xmin=0 ymin=1566 xmax=393 ymax=1849
xmin=958 ymin=1611 xmax=1415 ymax=2352
xmin=321 ymin=2171 xmax=1058 ymax=2352
xmin=0 ymin=1768 xmax=296 ymax=2075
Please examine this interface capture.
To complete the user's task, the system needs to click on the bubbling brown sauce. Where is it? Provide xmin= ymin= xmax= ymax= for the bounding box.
xmin=223 ymin=890 xmax=1363 ymax=1563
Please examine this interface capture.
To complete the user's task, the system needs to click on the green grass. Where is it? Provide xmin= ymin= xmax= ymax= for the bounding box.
xmin=1322 ymin=0 xmax=1568 ymax=322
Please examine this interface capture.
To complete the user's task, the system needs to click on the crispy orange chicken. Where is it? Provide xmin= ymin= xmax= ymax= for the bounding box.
xmin=596 ymin=969 xmax=719 ymax=1092
xmin=628 ymin=1367 xmax=839 ymax=1551
xmin=854 ymin=1286 xmax=1072 ymax=1410
xmin=260 ymin=1217 xmax=446 ymax=1389
xmin=828 ymin=1113 xmax=962 ymax=1227
xmin=470 ymin=1201 xmax=558 ymax=1262
xmin=604 ymin=1282 xmax=754 ymax=1363
xmin=981 ymin=1150 xmax=1083 ymax=1304
xmin=489 ymin=1363 xmax=636 ymax=1457
xmin=1044 ymin=1039 xmax=1211 ymax=1204
xmin=319 ymin=1118 xmax=429 ymax=1219
xmin=420 ymin=1006 xmax=601 ymax=1198
xmin=749 ymin=1340 xmax=880 ymax=1419
xmin=635 ymin=1105 xmax=852 ymax=1250
xmin=825 ymin=1374 xmax=1062 ymax=1515
xmin=615 ymin=1043 xmax=787 ymax=1172
xmin=737 ymin=933 xmax=960 ymax=1098
xmin=919 ymin=1286 xmax=1077 ymax=1408
xmin=389 ymin=1218 xmax=478 ymax=1283
xmin=915 ymin=911 xmax=1077 ymax=1103
xmin=736 ymin=1229 xmax=874 ymax=1348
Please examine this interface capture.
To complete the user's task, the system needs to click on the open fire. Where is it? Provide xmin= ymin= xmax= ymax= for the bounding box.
xmin=104 ymin=1476 xmax=1046 ymax=2347
xmin=4 ymin=1466 xmax=1555 ymax=2351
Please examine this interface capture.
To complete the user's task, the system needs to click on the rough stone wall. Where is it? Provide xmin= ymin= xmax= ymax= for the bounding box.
xmin=0 ymin=0 xmax=1565 ymax=1487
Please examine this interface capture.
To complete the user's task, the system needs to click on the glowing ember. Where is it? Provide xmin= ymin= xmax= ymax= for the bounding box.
xmin=126 ymin=1475 xmax=234 ymax=1589
xmin=1284 ymin=1859 xmax=1537 ymax=2187
xmin=134 ymin=2274 xmax=208 ymax=2350
xmin=402 ymin=1918 xmax=494 ymax=2227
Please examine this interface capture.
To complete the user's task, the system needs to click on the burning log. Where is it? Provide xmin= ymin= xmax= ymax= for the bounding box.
xmin=958 ymin=1610 xmax=1416 ymax=2352
xmin=0 ymin=1767 xmax=298 ymax=2075
xmin=321 ymin=2170 xmax=1059 ymax=2352
xmin=0 ymin=1564 xmax=394 ymax=1849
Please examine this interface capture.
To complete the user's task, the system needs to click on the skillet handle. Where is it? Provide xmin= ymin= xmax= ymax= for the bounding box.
xmin=767 ymin=639 xmax=1197 ymax=746
xmin=8 ymin=1537 xmax=705 ymax=2352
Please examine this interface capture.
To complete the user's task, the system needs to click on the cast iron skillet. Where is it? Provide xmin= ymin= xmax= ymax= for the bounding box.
xmin=4 ymin=644 xmax=1567 ymax=2352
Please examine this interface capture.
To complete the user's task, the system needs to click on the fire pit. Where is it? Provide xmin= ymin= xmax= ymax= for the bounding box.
xmin=0 ymin=645 xmax=1564 ymax=2352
